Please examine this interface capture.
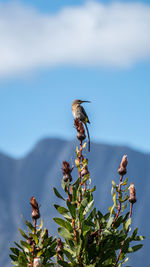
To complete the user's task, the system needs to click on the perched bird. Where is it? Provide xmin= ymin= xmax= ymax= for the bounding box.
xmin=72 ymin=99 xmax=91 ymax=151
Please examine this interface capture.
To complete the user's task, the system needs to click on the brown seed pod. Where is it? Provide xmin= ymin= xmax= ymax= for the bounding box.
xmin=128 ymin=183 xmax=137 ymax=204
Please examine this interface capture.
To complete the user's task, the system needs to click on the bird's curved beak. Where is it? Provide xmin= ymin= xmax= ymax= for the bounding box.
xmin=82 ymin=100 xmax=91 ymax=103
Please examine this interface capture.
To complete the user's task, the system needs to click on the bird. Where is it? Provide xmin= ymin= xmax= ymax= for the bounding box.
xmin=72 ymin=99 xmax=91 ymax=151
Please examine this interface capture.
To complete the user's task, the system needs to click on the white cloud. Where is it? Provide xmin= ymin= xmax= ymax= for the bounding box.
xmin=0 ymin=1 xmax=150 ymax=76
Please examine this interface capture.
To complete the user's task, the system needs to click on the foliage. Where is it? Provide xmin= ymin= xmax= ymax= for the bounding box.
xmin=10 ymin=117 xmax=144 ymax=267
xmin=10 ymin=210 xmax=56 ymax=266
xmin=53 ymin=136 xmax=144 ymax=267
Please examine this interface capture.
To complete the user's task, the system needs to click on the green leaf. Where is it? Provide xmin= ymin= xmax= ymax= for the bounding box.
xmin=58 ymin=227 xmax=72 ymax=240
xmin=89 ymin=186 xmax=96 ymax=193
xmin=122 ymin=212 xmax=129 ymax=223
xmin=63 ymin=249 xmax=76 ymax=263
xmin=109 ymin=204 xmax=115 ymax=216
xmin=61 ymin=179 xmax=70 ymax=191
xmin=81 ymin=198 xmax=88 ymax=208
xmin=54 ymin=204 xmax=69 ymax=215
xmin=124 ymin=218 xmax=131 ymax=232
xmin=83 ymin=200 xmax=94 ymax=216
xmin=130 ymin=227 xmax=138 ymax=240
xmin=114 ymin=215 xmax=123 ymax=228
xmin=58 ymin=260 xmax=71 ymax=267
xmin=122 ymin=177 xmax=128 ymax=186
xmin=29 ymin=233 xmax=38 ymax=245
xmin=119 ymin=195 xmax=129 ymax=203
xmin=25 ymin=220 xmax=34 ymax=233
xmin=72 ymin=177 xmax=80 ymax=186
xmin=82 ymin=142 xmax=87 ymax=149
xmin=66 ymin=200 xmax=76 ymax=219
xmin=106 ymin=216 xmax=114 ymax=229
xmin=20 ymin=240 xmax=31 ymax=251
xmin=128 ymin=244 xmax=143 ymax=253
xmin=10 ymin=247 xmax=20 ymax=256
xmin=76 ymin=146 xmax=79 ymax=155
xmin=86 ymin=208 xmax=96 ymax=223
xmin=18 ymin=228 xmax=28 ymax=239
xmin=38 ymin=217 xmax=43 ymax=230
xmin=37 ymin=249 xmax=44 ymax=257
xmin=82 ymin=174 xmax=90 ymax=184
xmin=112 ymin=180 xmax=116 ymax=187
xmin=9 ymin=254 xmax=18 ymax=261
xmin=53 ymin=217 xmax=72 ymax=231
xmin=14 ymin=242 xmax=23 ymax=251
xmin=113 ymin=191 xmax=117 ymax=208
xmin=133 ymin=235 xmax=145 ymax=241
xmin=53 ymin=187 xmax=65 ymax=200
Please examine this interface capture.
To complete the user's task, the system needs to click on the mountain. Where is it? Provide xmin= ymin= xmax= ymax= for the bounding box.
xmin=1 ymin=138 xmax=149 ymax=267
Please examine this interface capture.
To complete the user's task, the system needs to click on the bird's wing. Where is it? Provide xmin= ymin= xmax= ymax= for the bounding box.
xmin=81 ymin=106 xmax=90 ymax=123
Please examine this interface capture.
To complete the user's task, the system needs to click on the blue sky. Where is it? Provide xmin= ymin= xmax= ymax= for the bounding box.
xmin=0 ymin=0 xmax=150 ymax=157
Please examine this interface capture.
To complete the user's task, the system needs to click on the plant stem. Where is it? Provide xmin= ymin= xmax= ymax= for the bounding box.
xmin=129 ymin=202 xmax=133 ymax=218
xmin=67 ymin=186 xmax=71 ymax=202
xmin=112 ymin=176 xmax=123 ymax=227
xmin=114 ymin=203 xmax=133 ymax=266
xmin=72 ymin=219 xmax=77 ymax=243
xmin=78 ymin=140 xmax=83 ymax=204
xmin=84 ymin=182 xmax=87 ymax=192
xmin=67 ymin=185 xmax=77 ymax=243
xmin=31 ymin=218 xmax=37 ymax=264
xmin=33 ymin=219 xmax=37 ymax=235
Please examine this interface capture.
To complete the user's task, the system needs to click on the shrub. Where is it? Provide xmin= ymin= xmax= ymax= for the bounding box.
xmin=10 ymin=118 xmax=144 ymax=267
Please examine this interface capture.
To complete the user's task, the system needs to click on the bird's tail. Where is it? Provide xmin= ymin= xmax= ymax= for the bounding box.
xmin=84 ymin=123 xmax=90 ymax=152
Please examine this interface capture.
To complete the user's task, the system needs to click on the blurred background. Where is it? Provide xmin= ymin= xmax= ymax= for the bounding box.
xmin=0 ymin=0 xmax=150 ymax=266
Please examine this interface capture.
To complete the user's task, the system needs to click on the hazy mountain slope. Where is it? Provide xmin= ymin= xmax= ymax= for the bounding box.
xmin=1 ymin=138 xmax=149 ymax=266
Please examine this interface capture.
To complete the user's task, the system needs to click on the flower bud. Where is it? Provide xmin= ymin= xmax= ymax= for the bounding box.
xmin=77 ymin=131 xmax=86 ymax=141
xmin=121 ymin=154 xmax=128 ymax=168
xmin=27 ymin=236 xmax=34 ymax=246
xmin=81 ymin=165 xmax=89 ymax=176
xmin=30 ymin=196 xmax=40 ymax=220
xmin=32 ymin=209 xmax=40 ymax=220
xmin=62 ymin=161 xmax=73 ymax=183
xmin=128 ymin=183 xmax=137 ymax=204
xmin=118 ymin=154 xmax=128 ymax=176
xmin=74 ymin=118 xmax=86 ymax=141
xmin=33 ymin=257 xmax=42 ymax=267
xmin=63 ymin=173 xmax=72 ymax=182
xmin=57 ymin=238 xmax=63 ymax=256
